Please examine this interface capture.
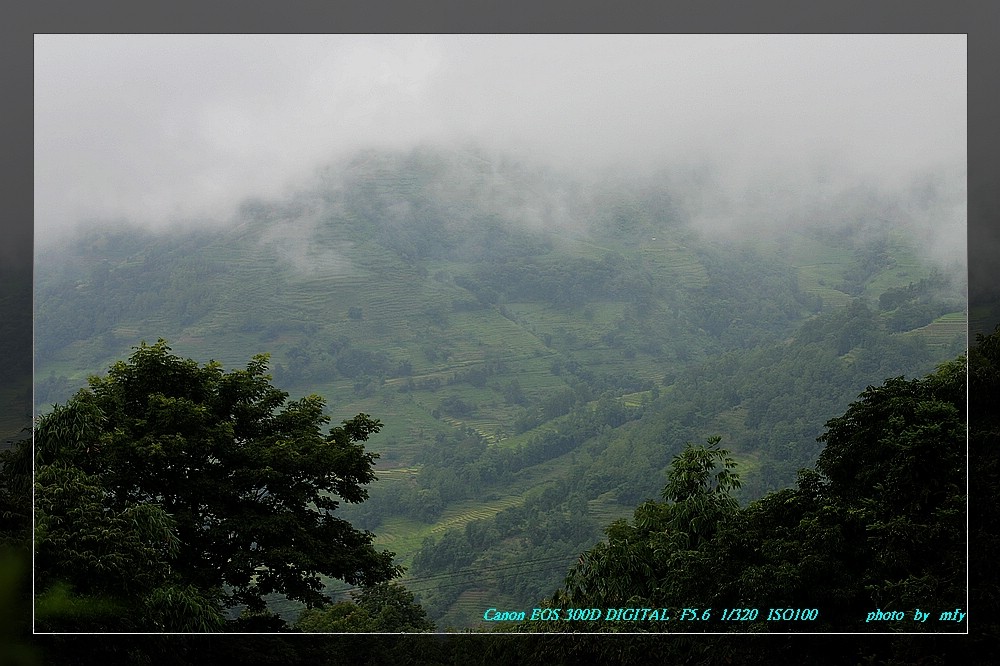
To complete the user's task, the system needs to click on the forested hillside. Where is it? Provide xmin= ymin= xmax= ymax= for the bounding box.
xmin=31 ymin=145 xmax=967 ymax=629
xmin=475 ymin=340 xmax=979 ymax=665
xmin=5 ymin=326 xmax=986 ymax=664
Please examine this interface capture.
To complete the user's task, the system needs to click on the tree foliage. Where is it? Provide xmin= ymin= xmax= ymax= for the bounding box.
xmin=539 ymin=437 xmax=741 ymax=624
xmin=295 ymin=582 xmax=434 ymax=633
xmin=32 ymin=340 xmax=401 ymax=630
xmin=32 ymin=456 xmax=225 ymax=632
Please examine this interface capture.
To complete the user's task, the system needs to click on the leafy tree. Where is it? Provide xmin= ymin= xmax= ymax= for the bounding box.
xmin=804 ymin=357 xmax=965 ymax=621
xmin=659 ymin=435 xmax=741 ymax=549
xmin=33 ymin=340 xmax=401 ymax=623
xmin=545 ymin=437 xmax=740 ymax=622
xmin=295 ymin=582 xmax=434 ymax=632
xmin=33 ymin=460 xmax=220 ymax=632
xmin=23 ymin=399 xmax=226 ymax=634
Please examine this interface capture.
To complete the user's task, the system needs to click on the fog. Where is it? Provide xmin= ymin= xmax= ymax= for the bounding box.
xmin=34 ymin=34 xmax=966 ymax=266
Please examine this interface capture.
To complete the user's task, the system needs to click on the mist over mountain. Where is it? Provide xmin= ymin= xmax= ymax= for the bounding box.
xmin=35 ymin=35 xmax=964 ymax=253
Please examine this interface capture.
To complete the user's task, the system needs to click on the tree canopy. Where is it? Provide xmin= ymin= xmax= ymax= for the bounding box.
xmin=295 ymin=582 xmax=434 ymax=633
xmin=33 ymin=339 xmax=401 ymax=630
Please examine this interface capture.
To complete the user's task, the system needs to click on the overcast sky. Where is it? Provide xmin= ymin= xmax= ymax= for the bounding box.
xmin=34 ymin=34 xmax=966 ymax=247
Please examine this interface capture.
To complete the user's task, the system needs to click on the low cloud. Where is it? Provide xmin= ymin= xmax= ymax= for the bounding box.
xmin=35 ymin=34 xmax=966 ymax=272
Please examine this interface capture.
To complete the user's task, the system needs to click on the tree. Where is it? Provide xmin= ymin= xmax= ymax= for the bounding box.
xmin=295 ymin=582 xmax=434 ymax=632
xmin=33 ymin=460 xmax=216 ymax=632
xmin=33 ymin=339 xmax=400 ymax=622
xmin=545 ymin=437 xmax=740 ymax=623
xmin=659 ymin=435 xmax=741 ymax=550
xmin=813 ymin=356 xmax=966 ymax=614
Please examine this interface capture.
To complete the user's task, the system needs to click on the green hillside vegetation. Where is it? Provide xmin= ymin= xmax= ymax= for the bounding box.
xmin=484 ymin=335 xmax=977 ymax=665
xmin=4 ymin=327 xmax=986 ymax=664
xmin=31 ymin=145 xmax=967 ymax=630
xmin=519 ymin=356 xmax=966 ymax=632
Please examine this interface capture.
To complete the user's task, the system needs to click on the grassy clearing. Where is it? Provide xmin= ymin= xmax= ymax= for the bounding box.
xmin=704 ymin=407 xmax=749 ymax=447
xmin=371 ymin=515 xmax=434 ymax=567
xmin=367 ymin=433 xmax=595 ymax=572
xmin=504 ymin=301 xmax=627 ymax=351
xmin=438 ymin=415 xmax=502 ymax=444
xmin=797 ymin=269 xmax=853 ymax=310
xmin=780 ymin=231 xmax=858 ymax=309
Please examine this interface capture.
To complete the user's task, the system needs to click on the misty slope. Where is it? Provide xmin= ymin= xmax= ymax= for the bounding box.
xmin=33 ymin=145 xmax=966 ymax=628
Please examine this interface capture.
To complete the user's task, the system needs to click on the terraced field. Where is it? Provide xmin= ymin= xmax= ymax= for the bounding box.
xmin=438 ymin=589 xmax=493 ymax=630
xmin=587 ymin=491 xmax=631 ymax=526
xmin=638 ymin=237 xmax=709 ymax=289
xmin=371 ymin=466 xmax=421 ymax=481
xmin=908 ymin=311 xmax=968 ymax=349
xmin=428 ymin=495 xmax=526 ymax=537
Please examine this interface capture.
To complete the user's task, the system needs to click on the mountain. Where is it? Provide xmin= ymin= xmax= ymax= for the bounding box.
xmin=33 ymin=145 xmax=966 ymax=628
